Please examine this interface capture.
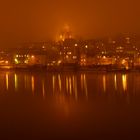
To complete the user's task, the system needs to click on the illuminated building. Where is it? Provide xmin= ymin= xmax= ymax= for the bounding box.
xmin=57 ymin=25 xmax=79 ymax=65
xmin=57 ymin=25 xmax=73 ymax=42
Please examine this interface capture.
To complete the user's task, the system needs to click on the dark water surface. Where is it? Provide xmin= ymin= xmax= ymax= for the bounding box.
xmin=0 ymin=70 xmax=140 ymax=139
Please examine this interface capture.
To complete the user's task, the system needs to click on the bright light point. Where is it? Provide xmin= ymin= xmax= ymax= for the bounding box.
xmin=24 ymin=60 xmax=28 ymax=64
xmin=73 ymin=56 xmax=77 ymax=59
xmin=31 ymin=55 xmax=35 ymax=59
xmin=59 ymin=35 xmax=63 ymax=39
xmin=57 ymin=60 xmax=62 ymax=65
xmin=42 ymin=46 xmax=45 ymax=49
xmin=67 ymin=52 xmax=72 ymax=55
xmin=122 ymin=59 xmax=126 ymax=65
xmin=14 ymin=58 xmax=18 ymax=64
xmin=5 ymin=61 xmax=9 ymax=64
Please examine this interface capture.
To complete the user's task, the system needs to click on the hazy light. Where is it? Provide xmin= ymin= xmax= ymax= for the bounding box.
xmin=81 ymin=74 xmax=84 ymax=91
xmin=103 ymin=75 xmax=106 ymax=92
xmin=5 ymin=61 xmax=9 ymax=64
xmin=67 ymin=52 xmax=72 ymax=55
xmin=14 ymin=74 xmax=18 ymax=91
xmin=122 ymin=74 xmax=127 ymax=92
xmin=83 ymin=74 xmax=88 ymax=99
xmin=69 ymin=77 xmax=72 ymax=95
xmin=14 ymin=58 xmax=19 ymax=64
xmin=31 ymin=55 xmax=35 ymax=59
xmin=31 ymin=76 xmax=35 ymax=94
xmin=73 ymin=76 xmax=78 ymax=100
xmin=42 ymin=80 xmax=45 ymax=98
xmin=114 ymin=74 xmax=117 ymax=90
xmin=66 ymin=76 xmax=69 ymax=93
xmin=73 ymin=56 xmax=77 ymax=59
xmin=6 ymin=73 xmax=9 ymax=90
xmin=57 ymin=60 xmax=62 ymax=65
xmin=52 ymin=75 xmax=55 ymax=94
xmin=58 ymin=74 xmax=62 ymax=92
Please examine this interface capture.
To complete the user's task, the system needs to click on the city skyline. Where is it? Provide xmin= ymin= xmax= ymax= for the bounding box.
xmin=0 ymin=0 xmax=140 ymax=139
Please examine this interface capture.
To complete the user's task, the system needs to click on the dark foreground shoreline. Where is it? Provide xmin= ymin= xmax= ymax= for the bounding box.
xmin=0 ymin=64 xmax=139 ymax=73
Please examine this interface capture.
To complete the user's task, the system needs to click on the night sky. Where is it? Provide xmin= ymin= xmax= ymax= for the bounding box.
xmin=0 ymin=0 xmax=139 ymax=44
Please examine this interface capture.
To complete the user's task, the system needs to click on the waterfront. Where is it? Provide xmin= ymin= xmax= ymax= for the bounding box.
xmin=0 ymin=71 xmax=140 ymax=139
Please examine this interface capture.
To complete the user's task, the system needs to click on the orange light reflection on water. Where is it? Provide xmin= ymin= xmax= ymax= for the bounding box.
xmin=122 ymin=74 xmax=127 ymax=92
xmin=6 ymin=73 xmax=9 ymax=90
xmin=103 ymin=75 xmax=106 ymax=92
xmin=31 ymin=76 xmax=35 ymax=94
xmin=14 ymin=74 xmax=18 ymax=91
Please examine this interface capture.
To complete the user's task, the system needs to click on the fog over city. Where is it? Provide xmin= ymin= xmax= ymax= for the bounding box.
xmin=0 ymin=0 xmax=139 ymax=45
xmin=1 ymin=1 xmax=140 ymax=139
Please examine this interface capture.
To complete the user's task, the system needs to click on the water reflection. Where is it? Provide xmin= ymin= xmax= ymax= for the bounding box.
xmin=31 ymin=76 xmax=35 ymax=94
xmin=81 ymin=74 xmax=88 ymax=98
xmin=103 ymin=75 xmax=106 ymax=92
xmin=1 ymin=71 xmax=140 ymax=103
xmin=73 ymin=75 xmax=78 ymax=100
xmin=58 ymin=74 xmax=62 ymax=92
xmin=122 ymin=74 xmax=127 ymax=92
xmin=66 ymin=76 xmax=69 ymax=93
xmin=14 ymin=74 xmax=18 ymax=91
xmin=1 ymin=71 xmax=140 ymax=139
xmin=52 ymin=75 xmax=55 ymax=94
xmin=84 ymin=74 xmax=88 ymax=98
xmin=81 ymin=74 xmax=84 ymax=91
xmin=69 ymin=77 xmax=72 ymax=95
xmin=42 ymin=80 xmax=45 ymax=98
xmin=6 ymin=73 xmax=9 ymax=90
xmin=114 ymin=74 xmax=117 ymax=90
xmin=50 ymin=74 xmax=81 ymax=100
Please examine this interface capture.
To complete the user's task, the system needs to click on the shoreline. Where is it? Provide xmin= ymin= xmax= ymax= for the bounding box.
xmin=0 ymin=64 xmax=139 ymax=73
